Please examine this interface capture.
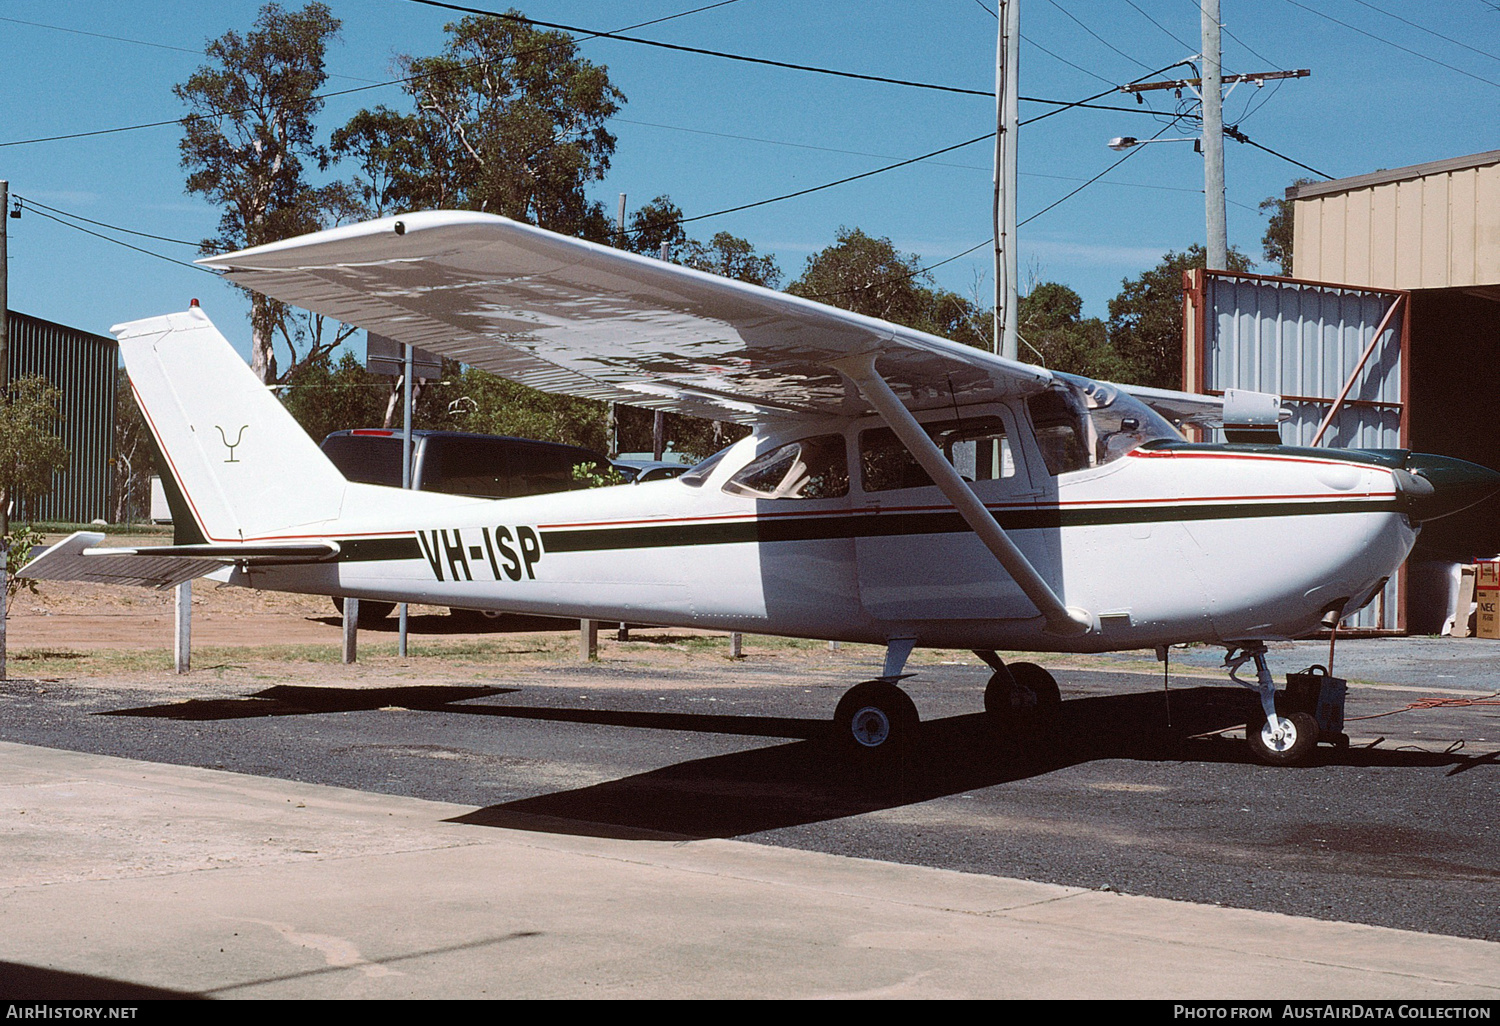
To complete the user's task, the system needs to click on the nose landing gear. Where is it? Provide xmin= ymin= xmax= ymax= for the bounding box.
xmin=1227 ymin=643 xmax=1338 ymax=767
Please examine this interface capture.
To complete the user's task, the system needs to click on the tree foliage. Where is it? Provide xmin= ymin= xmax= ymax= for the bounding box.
xmin=1018 ymin=282 xmax=1130 ymax=382
xmin=111 ymin=370 xmax=154 ymax=524
xmin=621 ymin=195 xmax=783 ymax=290
xmin=176 ymin=2 xmax=346 ymax=383
xmin=1259 ymin=177 xmax=1316 ymax=277
xmin=1106 ymin=244 xmax=1254 ymax=389
xmin=787 ymin=227 xmax=988 ymax=348
xmin=331 ymin=11 xmax=624 ymax=238
xmin=0 ymin=376 xmax=70 ymax=523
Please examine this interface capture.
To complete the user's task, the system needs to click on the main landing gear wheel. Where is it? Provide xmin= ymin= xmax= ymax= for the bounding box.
xmin=1248 ymin=710 xmax=1320 ymax=767
xmin=833 ymin=681 xmax=918 ymax=760
xmin=984 ymin=662 xmax=1061 ymax=733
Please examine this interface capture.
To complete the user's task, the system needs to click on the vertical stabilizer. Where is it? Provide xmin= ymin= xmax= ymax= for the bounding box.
xmin=112 ymin=307 xmax=346 ymax=542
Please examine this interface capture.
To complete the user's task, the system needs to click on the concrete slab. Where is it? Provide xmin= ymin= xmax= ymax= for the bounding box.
xmin=1 ymin=741 xmax=1497 ymax=999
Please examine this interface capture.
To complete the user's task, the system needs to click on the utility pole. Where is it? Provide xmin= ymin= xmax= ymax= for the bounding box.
xmin=1201 ymin=0 xmax=1226 ymax=270
xmin=992 ymin=0 xmax=1019 ymax=359
xmin=1119 ymin=49 xmax=1308 ymax=269
xmin=0 ymin=179 xmax=9 ymax=682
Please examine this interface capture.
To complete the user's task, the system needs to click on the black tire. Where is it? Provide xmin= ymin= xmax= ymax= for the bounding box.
xmin=984 ymin=665 xmax=1018 ymax=720
xmin=833 ymin=681 xmax=919 ymax=759
xmin=331 ymin=597 xmax=396 ymax=627
xmin=1247 ymin=710 xmax=1320 ymax=766
xmin=985 ymin=663 xmax=1061 ymax=732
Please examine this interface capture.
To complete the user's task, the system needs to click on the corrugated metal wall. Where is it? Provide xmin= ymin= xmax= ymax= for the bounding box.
xmin=1291 ymin=152 xmax=1500 ymax=290
xmin=6 ymin=311 xmax=116 ymax=523
xmin=1185 ymin=271 xmax=1408 ymax=630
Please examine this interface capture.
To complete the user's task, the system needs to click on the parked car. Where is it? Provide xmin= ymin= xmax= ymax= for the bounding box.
xmin=320 ymin=429 xmax=610 ymax=625
xmin=610 ymin=458 xmax=691 ymax=484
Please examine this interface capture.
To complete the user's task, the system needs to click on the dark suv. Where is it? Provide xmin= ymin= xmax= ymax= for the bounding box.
xmin=320 ymin=429 xmax=610 ymax=624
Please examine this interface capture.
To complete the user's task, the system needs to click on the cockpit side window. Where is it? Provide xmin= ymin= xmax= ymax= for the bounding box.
xmin=722 ymin=434 xmax=849 ymax=500
xmin=859 ymin=416 xmax=1014 ymax=492
xmin=1028 ymin=376 xmax=1182 ymax=475
xmin=1027 ymin=388 xmax=1093 ymax=476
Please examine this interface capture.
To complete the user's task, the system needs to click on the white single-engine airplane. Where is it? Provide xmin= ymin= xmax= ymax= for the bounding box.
xmin=25 ymin=212 xmax=1500 ymax=765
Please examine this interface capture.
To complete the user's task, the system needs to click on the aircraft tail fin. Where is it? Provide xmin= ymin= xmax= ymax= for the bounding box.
xmin=113 ymin=307 xmax=347 ymax=542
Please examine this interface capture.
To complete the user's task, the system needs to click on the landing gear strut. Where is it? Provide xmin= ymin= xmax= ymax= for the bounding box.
xmin=1227 ymin=643 xmax=1320 ymax=767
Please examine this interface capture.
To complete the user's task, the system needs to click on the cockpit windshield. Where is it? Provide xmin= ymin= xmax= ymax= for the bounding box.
xmin=1027 ymin=374 xmax=1181 ymax=475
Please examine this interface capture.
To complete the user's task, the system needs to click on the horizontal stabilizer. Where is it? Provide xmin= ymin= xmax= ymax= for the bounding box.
xmin=18 ymin=532 xmax=339 ymax=590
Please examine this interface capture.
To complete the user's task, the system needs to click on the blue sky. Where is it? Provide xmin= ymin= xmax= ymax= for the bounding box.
xmin=3 ymin=0 xmax=1498 ymax=364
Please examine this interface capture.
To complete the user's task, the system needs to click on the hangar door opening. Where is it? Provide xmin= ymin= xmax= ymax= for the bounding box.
xmin=1182 ymin=269 xmax=1408 ymax=632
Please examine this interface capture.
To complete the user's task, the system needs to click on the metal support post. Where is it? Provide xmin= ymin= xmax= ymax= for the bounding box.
xmin=729 ymin=632 xmax=743 ymax=658
xmin=580 ymin=618 xmax=598 ymax=661
xmin=342 ymin=597 xmax=359 ymax=664
xmin=399 ymin=340 xmax=414 ymax=658
xmin=174 ymin=580 xmax=191 ymax=674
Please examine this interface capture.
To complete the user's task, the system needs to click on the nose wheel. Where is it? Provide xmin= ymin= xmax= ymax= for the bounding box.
xmin=1248 ymin=709 xmax=1320 ymax=766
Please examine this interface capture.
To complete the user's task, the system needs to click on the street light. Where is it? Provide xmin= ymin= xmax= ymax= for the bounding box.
xmin=1107 ymin=136 xmax=1201 ymax=152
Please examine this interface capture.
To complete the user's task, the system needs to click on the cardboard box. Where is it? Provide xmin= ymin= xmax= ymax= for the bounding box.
xmin=1477 ymin=559 xmax=1500 ymax=639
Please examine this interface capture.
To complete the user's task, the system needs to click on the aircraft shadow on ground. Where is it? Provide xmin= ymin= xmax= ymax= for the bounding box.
xmin=308 ymin=612 xmax=586 ymax=634
xmin=101 ymin=684 xmax=517 ymax=720
xmin=99 ymin=683 xmax=1494 ymax=840
xmin=445 ymin=687 xmax=1491 ymax=841
xmin=0 ymin=960 xmax=202 ymax=1000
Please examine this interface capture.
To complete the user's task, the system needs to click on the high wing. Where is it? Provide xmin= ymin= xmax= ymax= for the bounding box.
xmin=198 ymin=211 xmax=1056 ymax=424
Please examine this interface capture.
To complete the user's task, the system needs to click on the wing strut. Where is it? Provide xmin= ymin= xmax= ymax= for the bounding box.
xmin=835 ymin=354 xmax=1094 ymax=637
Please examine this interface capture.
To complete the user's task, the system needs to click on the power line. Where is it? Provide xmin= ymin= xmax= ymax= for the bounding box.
xmin=1121 ymin=0 xmax=1197 ymax=52
xmin=617 ymin=114 xmax=1262 ymax=206
xmin=0 ymin=14 xmax=381 ymax=84
xmin=405 ymin=0 xmax=996 ymax=96
xmin=1347 ymin=0 xmax=1500 ymax=66
xmin=1280 ymin=0 xmax=1500 ymax=89
xmin=0 ymin=1 xmax=747 ymax=149
xmin=19 ymin=206 xmax=220 ymax=275
xmin=1223 ymin=125 xmax=1333 ymax=179
xmin=1019 ymin=120 xmax=1170 ymax=226
xmin=1043 ymin=0 xmax=1156 ymax=72
xmin=15 ymin=196 xmax=204 ymax=248
xmin=672 ymin=133 xmax=997 ymax=227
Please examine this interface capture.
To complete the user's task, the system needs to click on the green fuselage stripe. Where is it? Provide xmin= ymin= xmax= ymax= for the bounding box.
xmin=539 ymin=498 xmax=1401 ymax=553
xmin=327 ymin=498 xmax=1400 ymax=562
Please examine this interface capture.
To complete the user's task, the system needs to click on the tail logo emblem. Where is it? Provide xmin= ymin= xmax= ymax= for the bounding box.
xmin=216 ymin=424 xmax=248 ymax=463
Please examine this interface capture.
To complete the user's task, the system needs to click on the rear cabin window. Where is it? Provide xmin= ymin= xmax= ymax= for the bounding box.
xmin=859 ymin=416 xmax=1014 ymax=492
xmin=722 ymin=435 xmax=849 ymax=500
xmin=421 ymin=437 xmax=515 ymax=498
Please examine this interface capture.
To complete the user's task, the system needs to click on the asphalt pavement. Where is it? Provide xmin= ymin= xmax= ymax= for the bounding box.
xmin=1 ymin=635 xmax=1497 ymax=1000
